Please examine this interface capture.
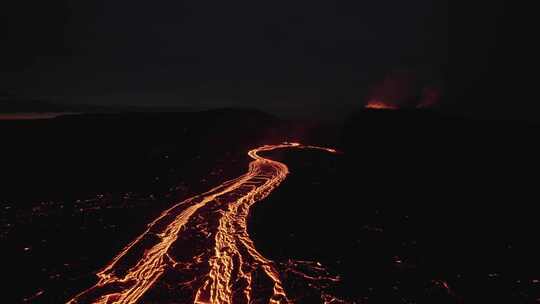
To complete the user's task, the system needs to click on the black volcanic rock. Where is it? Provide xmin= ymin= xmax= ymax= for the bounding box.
xmin=0 ymin=108 xmax=288 ymax=302
xmin=247 ymin=108 xmax=540 ymax=303
xmin=0 ymin=109 xmax=282 ymax=204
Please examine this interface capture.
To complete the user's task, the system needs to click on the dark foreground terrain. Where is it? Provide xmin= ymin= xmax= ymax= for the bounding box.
xmin=251 ymin=109 xmax=540 ymax=303
xmin=0 ymin=109 xmax=290 ymax=302
xmin=1 ymin=108 xmax=539 ymax=303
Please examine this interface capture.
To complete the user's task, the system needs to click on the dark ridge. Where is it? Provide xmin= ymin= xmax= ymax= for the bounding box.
xmin=0 ymin=109 xmax=282 ymax=204
xmin=0 ymin=99 xmax=68 ymax=113
xmin=0 ymin=99 xmax=198 ymax=114
xmin=341 ymin=108 xmax=540 ymax=178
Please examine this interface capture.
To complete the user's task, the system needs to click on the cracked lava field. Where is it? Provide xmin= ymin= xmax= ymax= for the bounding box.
xmin=67 ymin=143 xmax=337 ymax=304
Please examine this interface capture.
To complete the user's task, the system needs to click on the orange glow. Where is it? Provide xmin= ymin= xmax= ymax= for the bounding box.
xmin=365 ymin=100 xmax=399 ymax=110
xmin=67 ymin=143 xmax=337 ymax=304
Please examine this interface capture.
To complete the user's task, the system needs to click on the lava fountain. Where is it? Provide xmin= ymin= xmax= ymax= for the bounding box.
xmin=365 ymin=100 xmax=399 ymax=110
xmin=365 ymin=69 xmax=442 ymax=110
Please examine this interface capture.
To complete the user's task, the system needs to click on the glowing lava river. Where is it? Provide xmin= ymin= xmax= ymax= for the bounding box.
xmin=67 ymin=143 xmax=338 ymax=304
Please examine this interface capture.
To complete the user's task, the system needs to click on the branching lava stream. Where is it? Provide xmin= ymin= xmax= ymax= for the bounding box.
xmin=67 ymin=143 xmax=338 ymax=304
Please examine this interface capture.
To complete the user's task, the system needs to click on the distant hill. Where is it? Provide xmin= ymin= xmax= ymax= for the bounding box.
xmin=0 ymin=108 xmax=283 ymax=204
xmin=0 ymin=99 xmax=68 ymax=113
xmin=0 ymin=99 xmax=198 ymax=114
xmin=340 ymin=108 xmax=540 ymax=205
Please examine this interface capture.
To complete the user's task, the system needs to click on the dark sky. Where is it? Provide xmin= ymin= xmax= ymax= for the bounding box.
xmin=4 ymin=1 xmax=524 ymax=117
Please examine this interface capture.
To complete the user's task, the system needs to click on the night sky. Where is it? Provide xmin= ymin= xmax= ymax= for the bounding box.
xmin=3 ymin=1 xmax=526 ymax=117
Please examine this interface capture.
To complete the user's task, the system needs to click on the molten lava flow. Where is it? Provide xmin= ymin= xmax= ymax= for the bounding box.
xmin=67 ymin=143 xmax=337 ymax=304
xmin=365 ymin=100 xmax=399 ymax=110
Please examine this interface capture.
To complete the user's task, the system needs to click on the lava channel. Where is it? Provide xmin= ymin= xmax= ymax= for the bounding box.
xmin=67 ymin=143 xmax=337 ymax=304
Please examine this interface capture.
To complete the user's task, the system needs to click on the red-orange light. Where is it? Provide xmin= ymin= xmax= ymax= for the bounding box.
xmin=365 ymin=100 xmax=399 ymax=110
xmin=67 ymin=143 xmax=336 ymax=304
